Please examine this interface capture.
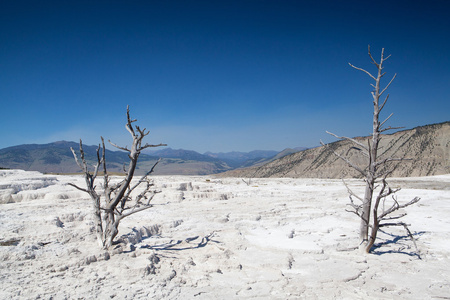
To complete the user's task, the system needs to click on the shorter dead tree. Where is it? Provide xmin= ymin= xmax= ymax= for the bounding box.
xmin=69 ymin=106 xmax=166 ymax=249
xmin=323 ymin=46 xmax=420 ymax=254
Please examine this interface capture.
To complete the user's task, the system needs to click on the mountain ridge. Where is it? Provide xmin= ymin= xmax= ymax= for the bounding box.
xmin=220 ymin=121 xmax=450 ymax=178
xmin=3 ymin=121 xmax=447 ymax=178
xmin=0 ymin=142 xmax=300 ymax=175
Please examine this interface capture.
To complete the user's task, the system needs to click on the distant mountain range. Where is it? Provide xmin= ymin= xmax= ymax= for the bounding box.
xmin=5 ymin=121 xmax=447 ymax=179
xmin=0 ymin=141 xmax=304 ymax=175
xmin=222 ymin=121 xmax=450 ymax=178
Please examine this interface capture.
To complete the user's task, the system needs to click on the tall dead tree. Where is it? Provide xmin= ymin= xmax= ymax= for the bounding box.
xmin=69 ymin=106 xmax=167 ymax=249
xmin=324 ymin=46 xmax=420 ymax=254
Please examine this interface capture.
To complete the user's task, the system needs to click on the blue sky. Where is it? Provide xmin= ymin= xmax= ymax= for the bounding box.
xmin=1 ymin=1 xmax=449 ymax=153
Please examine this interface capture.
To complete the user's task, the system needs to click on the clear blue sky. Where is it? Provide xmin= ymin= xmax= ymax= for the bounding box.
xmin=1 ymin=0 xmax=449 ymax=153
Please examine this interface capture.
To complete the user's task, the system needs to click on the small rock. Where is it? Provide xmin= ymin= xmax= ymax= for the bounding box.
xmin=103 ymin=252 xmax=110 ymax=261
xmin=186 ymin=257 xmax=196 ymax=266
xmin=215 ymin=216 xmax=229 ymax=223
xmin=166 ymin=270 xmax=177 ymax=281
xmin=287 ymin=229 xmax=295 ymax=239
xmin=54 ymin=217 xmax=64 ymax=228
xmin=57 ymin=265 xmax=68 ymax=272
xmin=148 ymin=252 xmax=160 ymax=265
xmin=143 ymin=264 xmax=157 ymax=276
xmin=85 ymin=255 xmax=97 ymax=265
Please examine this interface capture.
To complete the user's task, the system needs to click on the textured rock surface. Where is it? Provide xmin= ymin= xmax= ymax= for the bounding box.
xmin=0 ymin=170 xmax=449 ymax=299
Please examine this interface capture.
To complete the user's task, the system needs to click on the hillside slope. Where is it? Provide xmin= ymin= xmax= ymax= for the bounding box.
xmin=222 ymin=122 xmax=450 ymax=178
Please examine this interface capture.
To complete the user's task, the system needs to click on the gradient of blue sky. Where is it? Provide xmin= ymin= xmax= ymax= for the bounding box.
xmin=1 ymin=0 xmax=449 ymax=152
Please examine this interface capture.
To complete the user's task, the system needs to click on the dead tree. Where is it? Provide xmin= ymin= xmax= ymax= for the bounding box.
xmin=324 ymin=46 xmax=420 ymax=254
xmin=69 ymin=106 xmax=167 ymax=249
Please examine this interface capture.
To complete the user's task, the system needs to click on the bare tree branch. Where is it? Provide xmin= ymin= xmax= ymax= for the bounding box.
xmin=379 ymin=112 xmax=394 ymax=128
xmin=379 ymin=196 xmax=420 ymax=220
xmin=108 ymin=140 xmax=130 ymax=152
xmin=380 ymin=126 xmax=404 ymax=133
xmin=141 ymin=143 xmax=168 ymax=150
xmin=70 ymin=146 xmax=84 ymax=171
xmin=67 ymin=182 xmax=89 ymax=193
xmin=320 ymin=140 xmax=366 ymax=176
xmin=343 ymin=180 xmax=364 ymax=202
xmin=325 ymin=131 xmax=369 ymax=152
xmin=379 ymin=74 xmax=397 ymax=96
xmin=348 ymin=63 xmax=376 ymax=81
xmin=368 ymin=45 xmax=379 ymax=67
xmin=378 ymin=94 xmax=390 ymax=113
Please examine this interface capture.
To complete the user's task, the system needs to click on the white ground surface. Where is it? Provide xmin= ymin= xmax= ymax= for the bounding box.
xmin=0 ymin=170 xmax=449 ymax=299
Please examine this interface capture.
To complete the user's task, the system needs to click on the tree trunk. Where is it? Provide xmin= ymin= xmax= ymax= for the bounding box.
xmin=359 ymin=48 xmax=383 ymax=252
xmin=91 ymin=193 xmax=104 ymax=248
xmin=365 ymin=208 xmax=380 ymax=252
xmin=103 ymin=211 xmax=119 ymax=249
xmin=360 ymin=177 xmax=373 ymax=251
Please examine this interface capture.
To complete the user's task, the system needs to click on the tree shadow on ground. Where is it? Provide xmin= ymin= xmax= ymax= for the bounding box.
xmin=139 ymin=232 xmax=219 ymax=252
xmin=371 ymin=229 xmax=426 ymax=259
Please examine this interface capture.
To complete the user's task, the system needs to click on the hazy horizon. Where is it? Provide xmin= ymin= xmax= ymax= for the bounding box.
xmin=0 ymin=138 xmax=303 ymax=154
xmin=1 ymin=1 xmax=449 ymax=153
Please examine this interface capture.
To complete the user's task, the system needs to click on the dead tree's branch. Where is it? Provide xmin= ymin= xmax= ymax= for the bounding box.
xmin=325 ymin=131 xmax=369 ymax=152
xmin=125 ymin=106 xmax=136 ymax=137
xmin=380 ymin=126 xmax=404 ymax=133
xmin=121 ymin=159 xmax=161 ymax=209
xmin=67 ymin=182 xmax=89 ymax=193
xmin=383 ymin=54 xmax=392 ymax=62
xmin=70 ymin=146 xmax=84 ymax=171
xmin=141 ymin=143 xmax=168 ymax=150
xmin=381 ymin=213 xmax=408 ymax=221
xmin=379 ymin=196 xmax=420 ymax=220
xmin=109 ymin=140 xmax=130 ymax=152
xmin=119 ymin=200 xmax=155 ymax=219
xmin=379 ymin=94 xmax=390 ymax=113
xmin=379 ymin=112 xmax=393 ymax=128
xmin=321 ymin=140 xmax=366 ymax=177
xmin=343 ymin=180 xmax=364 ymax=202
xmin=348 ymin=63 xmax=376 ymax=81
xmin=368 ymin=45 xmax=379 ymax=67
xmin=380 ymin=74 xmax=397 ymax=96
